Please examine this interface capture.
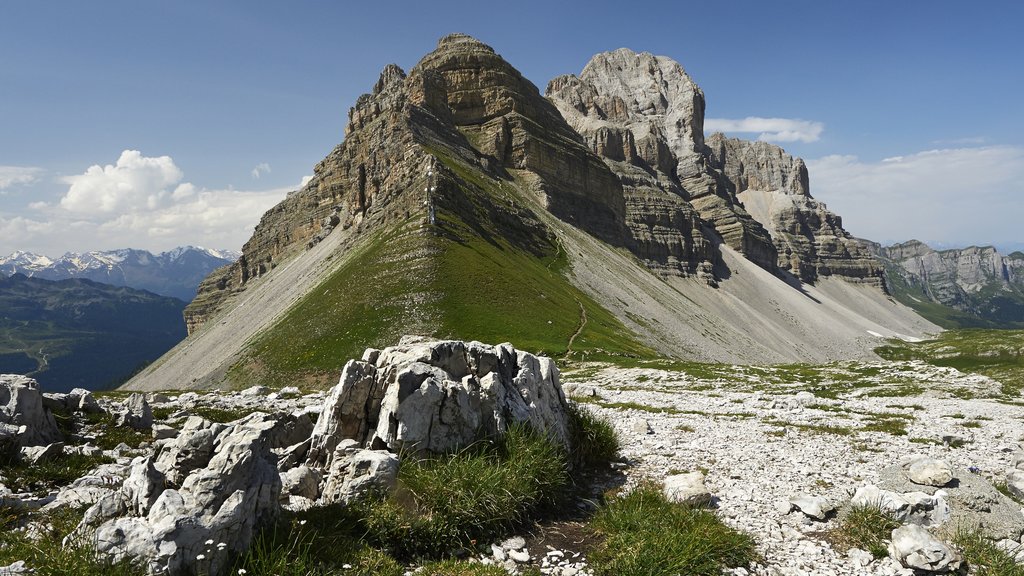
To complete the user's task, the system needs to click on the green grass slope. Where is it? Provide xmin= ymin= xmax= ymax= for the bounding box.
xmin=225 ymin=145 xmax=653 ymax=389
xmin=876 ymin=329 xmax=1024 ymax=397
xmin=0 ymin=275 xmax=187 ymax=392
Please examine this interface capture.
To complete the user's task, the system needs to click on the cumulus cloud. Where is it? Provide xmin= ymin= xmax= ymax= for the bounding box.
xmin=3 ymin=150 xmax=295 ymax=254
xmin=704 ymin=117 xmax=824 ymax=143
xmin=0 ymin=166 xmax=43 ymax=192
xmin=806 ymin=146 xmax=1024 ymax=246
xmin=251 ymin=163 xmax=271 ymax=179
xmin=60 ymin=150 xmax=191 ymax=213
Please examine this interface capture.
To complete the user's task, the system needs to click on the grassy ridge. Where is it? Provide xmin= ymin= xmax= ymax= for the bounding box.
xmin=226 ymin=142 xmax=652 ymax=390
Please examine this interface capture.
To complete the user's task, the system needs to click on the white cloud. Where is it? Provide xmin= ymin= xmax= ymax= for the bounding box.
xmin=0 ymin=166 xmax=43 ymax=191
xmin=704 ymin=117 xmax=824 ymax=143
xmin=60 ymin=150 xmax=188 ymax=213
xmin=251 ymin=163 xmax=271 ymax=179
xmin=3 ymin=150 xmax=295 ymax=254
xmin=806 ymin=146 xmax=1024 ymax=247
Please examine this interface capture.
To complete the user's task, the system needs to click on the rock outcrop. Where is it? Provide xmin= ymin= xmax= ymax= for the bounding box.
xmin=77 ymin=413 xmax=285 ymax=576
xmin=307 ymin=338 xmax=570 ymax=460
xmin=1 ymin=374 xmax=62 ymax=447
xmin=706 ymin=134 xmax=884 ymax=287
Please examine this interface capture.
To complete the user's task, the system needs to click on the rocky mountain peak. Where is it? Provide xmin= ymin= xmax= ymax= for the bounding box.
xmin=372 ymin=63 xmax=407 ymax=95
xmin=548 ymin=49 xmax=778 ymax=274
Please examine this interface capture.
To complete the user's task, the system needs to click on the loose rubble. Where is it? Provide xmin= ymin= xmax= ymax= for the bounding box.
xmin=3 ymin=344 xmax=1024 ymax=575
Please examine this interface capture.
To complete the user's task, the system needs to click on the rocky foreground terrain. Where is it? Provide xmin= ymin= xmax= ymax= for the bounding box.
xmin=3 ymin=338 xmax=1023 ymax=575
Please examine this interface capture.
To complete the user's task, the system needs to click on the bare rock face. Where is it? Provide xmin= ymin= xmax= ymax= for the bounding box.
xmin=78 ymin=413 xmax=284 ymax=576
xmin=0 ymin=374 xmax=62 ymax=447
xmin=547 ymin=49 xmax=777 ymax=273
xmin=307 ymin=338 xmax=571 ymax=462
xmin=413 ymin=34 xmax=627 ymax=246
xmin=706 ymin=134 xmax=884 ymax=287
xmin=880 ymin=241 xmax=1024 ymax=321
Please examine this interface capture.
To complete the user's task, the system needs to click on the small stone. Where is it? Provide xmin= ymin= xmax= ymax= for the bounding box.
xmin=501 ymin=536 xmax=526 ymax=551
xmin=491 ymin=544 xmax=506 ymax=562
xmin=907 ymin=458 xmax=953 ymax=487
xmin=789 ymin=494 xmax=834 ymax=520
xmin=630 ymin=418 xmax=653 ymax=435
xmin=508 ymin=549 xmax=530 ymax=563
xmin=663 ymin=472 xmax=712 ymax=507
xmin=151 ymin=424 xmax=178 ymax=440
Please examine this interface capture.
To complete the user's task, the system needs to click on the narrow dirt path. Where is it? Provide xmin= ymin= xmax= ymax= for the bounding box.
xmin=566 ymin=300 xmax=587 ymax=356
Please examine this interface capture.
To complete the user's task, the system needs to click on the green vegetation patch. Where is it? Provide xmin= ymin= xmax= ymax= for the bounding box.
xmin=827 ymin=503 xmax=901 ymax=559
xmin=953 ymin=525 xmax=1024 ymax=576
xmin=1 ymin=452 xmax=113 ymax=495
xmin=876 ymin=329 xmax=1024 ymax=398
xmin=589 ymin=484 xmax=757 ymax=575
xmin=0 ymin=506 xmax=140 ymax=575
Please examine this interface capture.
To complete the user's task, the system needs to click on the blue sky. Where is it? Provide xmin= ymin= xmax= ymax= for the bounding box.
xmin=2 ymin=1 xmax=1022 ymax=255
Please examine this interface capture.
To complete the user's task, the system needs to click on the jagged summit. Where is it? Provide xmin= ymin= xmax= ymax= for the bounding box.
xmin=125 ymin=34 xmax=935 ymax=392
xmin=548 ymin=48 xmax=778 ymax=274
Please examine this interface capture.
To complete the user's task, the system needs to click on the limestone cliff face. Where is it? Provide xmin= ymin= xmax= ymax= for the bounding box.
xmin=415 ymin=34 xmax=626 ymax=246
xmin=547 ymin=48 xmax=776 ymax=274
xmin=185 ymin=34 xmax=626 ymax=333
xmin=706 ymin=134 xmax=884 ymax=287
xmin=883 ymin=241 xmax=1019 ymax=301
xmin=185 ymin=64 xmax=439 ymax=333
xmin=878 ymin=241 xmax=1024 ymax=325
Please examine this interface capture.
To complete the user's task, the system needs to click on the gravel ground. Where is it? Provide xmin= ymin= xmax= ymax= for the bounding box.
xmin=563 ymin=361 xmax=1024 ymax=576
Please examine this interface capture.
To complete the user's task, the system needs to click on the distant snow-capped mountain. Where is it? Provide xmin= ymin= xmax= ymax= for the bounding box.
xmin=0 ymin=246 xmax=239 ymax=301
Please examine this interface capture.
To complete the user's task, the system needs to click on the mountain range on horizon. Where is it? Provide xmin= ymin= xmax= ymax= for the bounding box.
xmin=0 ymin=246 xmax=240 ymax=301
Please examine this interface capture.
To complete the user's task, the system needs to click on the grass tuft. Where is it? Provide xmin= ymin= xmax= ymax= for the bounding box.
xmin=566 ymin=402 xmax=620 ymax=470
xmin=0 ymin=506 xmax=140 ymax=575
xmin=589 ymin=484 xmax=757 ymax=575
xmin=953 ymin=525 xmax=1024 ymax=576
xmin=828 ymin=503 xmax=901 ymax=559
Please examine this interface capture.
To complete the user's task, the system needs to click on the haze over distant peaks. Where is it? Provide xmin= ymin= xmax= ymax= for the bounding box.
xmin=0 ymin=246 xmax=239 ymax=301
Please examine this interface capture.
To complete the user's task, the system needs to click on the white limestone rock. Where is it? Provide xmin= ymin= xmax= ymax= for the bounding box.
xmin=888 ymin=524 xmax=961 ymax=573
xmin=115 ymin=393 xmax=152 ymax=430
xmin=0 ymin=374 xmax=62 ymax=447
xmin=907 ymin=458 xmax=954 ymax=487
xmin=319 ymin=440 xmax=398 ymax=504
xmin=308 ymin=339 xmax=571 ymax=458
xmin=789 ymin=494 xmax=834 ymax=520
xmin=663 ymin=472 xmax=712 ymax=507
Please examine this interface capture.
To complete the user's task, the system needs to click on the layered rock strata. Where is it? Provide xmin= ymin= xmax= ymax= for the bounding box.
xmin=547 ymin=48 xmax=776 ymax=274
xmin=706 ymin=134 xmax=884 ymax=287
xmin=876 ymin=241 xmax=1024 ymax=324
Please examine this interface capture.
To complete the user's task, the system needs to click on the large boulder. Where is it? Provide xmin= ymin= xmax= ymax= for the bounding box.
xmin=115 ymin=393 xmax=153 ymax=430
xmin=307 ymin=339 xmax=571 ymax=464
xmin=319 ymin=439 xmax=399 ymax=504
xmin=0 ymin=374 xmax=62 ymax=447
xmin=76 ymin=412 xmax=284 ymax=575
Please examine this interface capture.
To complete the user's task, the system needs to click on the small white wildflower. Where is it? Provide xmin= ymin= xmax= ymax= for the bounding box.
xmin=205 ymin=539 xmax=215 ymax=545
xmin=238 ymin=570 xmax=247 ymax=575
xmin=217 ymin=543 xmax=227 ymax=549
xmin=196 ymin=554 xmax=206 ymax=560
xmin=299 ymin=519 xmax=307 ymax=525
xmin=342 ymin=565 xmax=351 ymax=570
